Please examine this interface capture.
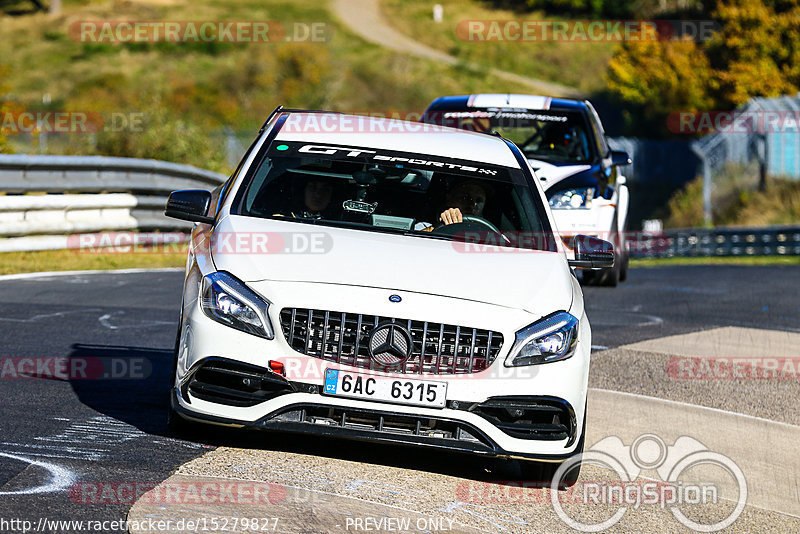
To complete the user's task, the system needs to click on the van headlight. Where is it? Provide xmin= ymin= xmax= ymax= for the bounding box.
xmin=505 ymin=312 xmax=578 ymax=366
xmin=548 ymin=187 xmax=594 ymax=209
xmin=200 ymin=271 xmax=274 ymax=339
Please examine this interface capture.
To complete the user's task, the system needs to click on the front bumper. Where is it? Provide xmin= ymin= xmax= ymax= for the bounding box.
xmin=175 ymin=282 xmax=591 ymax=459
xmin=172 ymin=374 xmax=581 ymax=462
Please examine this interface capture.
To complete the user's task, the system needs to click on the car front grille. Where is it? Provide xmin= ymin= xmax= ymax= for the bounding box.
xmin=279 ymin=308 xmax=504 ymax=375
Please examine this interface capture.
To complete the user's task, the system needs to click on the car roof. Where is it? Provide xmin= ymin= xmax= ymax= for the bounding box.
xmin=273 ymin=111 xmax=521 ymax=168
xmin=426 ymin=94 xmax=588 ymax=112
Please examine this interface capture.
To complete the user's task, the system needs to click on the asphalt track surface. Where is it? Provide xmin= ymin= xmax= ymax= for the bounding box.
xmin=0 ymin=265 xmax=797 ymax=532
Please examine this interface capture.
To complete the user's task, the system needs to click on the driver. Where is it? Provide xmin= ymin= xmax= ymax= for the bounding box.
xmin=438 ymin=179 xmax=487 ymax=225
xmin=416 ymin=179 xmax=488 ymax=231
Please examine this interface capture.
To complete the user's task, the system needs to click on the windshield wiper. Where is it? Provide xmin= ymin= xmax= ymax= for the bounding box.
xmin=402 ymin=231 xmax=454 ymax=241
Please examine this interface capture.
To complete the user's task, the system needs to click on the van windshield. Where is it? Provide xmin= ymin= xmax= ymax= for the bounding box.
xmin=233 ymin=140 xmax=556 ymax=251
xmin=425 ymin=109 xmax=593 ymax=164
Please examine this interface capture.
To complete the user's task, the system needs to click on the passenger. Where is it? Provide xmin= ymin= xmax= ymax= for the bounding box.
xmin=276 ymin=178 xmax=335 ymax=219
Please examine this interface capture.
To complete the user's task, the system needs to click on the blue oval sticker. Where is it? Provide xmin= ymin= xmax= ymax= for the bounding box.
xmin=389 ymin=294 xmax=402 ymax=303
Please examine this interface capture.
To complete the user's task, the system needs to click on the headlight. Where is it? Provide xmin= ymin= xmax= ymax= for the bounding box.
xmin=200 ymin=271 xmax=274 ymax=339
xmin=505 ymin=312 xmax=579 ymax=366
xmin=548 ymin=187 xmax=595 ymax=209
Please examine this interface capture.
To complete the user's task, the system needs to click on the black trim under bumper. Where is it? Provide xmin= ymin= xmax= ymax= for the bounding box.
xmin=170 ymin=389 xmax=584 ymax=462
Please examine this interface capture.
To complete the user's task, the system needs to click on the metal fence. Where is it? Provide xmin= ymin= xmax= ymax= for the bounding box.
xmin=1 ymin=152 xmax=797 ymax=258
xmin=0 ymin=154 xmax=226 ymax=252
xmin=610 ymin=93 xmax=800 ymax=226
xmin=607 ymin=137 xmax=700 ymax=187
xmin=630 ymin=225 xmax=800 ymax=258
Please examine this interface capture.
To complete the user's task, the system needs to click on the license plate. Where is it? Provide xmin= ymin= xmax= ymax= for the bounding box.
xmin=323 ymin=369 xmax=447 ymax=409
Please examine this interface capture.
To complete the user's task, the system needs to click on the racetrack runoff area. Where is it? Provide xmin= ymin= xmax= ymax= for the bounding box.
xmin=129 ymin=326 xmax=800 ymax=533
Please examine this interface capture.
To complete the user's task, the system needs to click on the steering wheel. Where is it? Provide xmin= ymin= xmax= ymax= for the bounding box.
xmin=431 ymin=215 xmax=511 ymax=244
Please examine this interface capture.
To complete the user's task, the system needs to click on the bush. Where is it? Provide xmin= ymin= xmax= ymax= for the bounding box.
xmin=274 ymin=43 xmax=333 ymax=109
xmin=0 ymin=65 xmax=12 ymax=154
xmin=664 ymin=163 xmax=800 ymax=227
xmin=94 ymin=106 xmax=227 ymax=173
xmin=482 ymin=0 xmax=637 ymax=17
xmin=606 ymin=0 xmax=800 ymax=136
xmin=665 ymin=176 xmax=706 ymax=228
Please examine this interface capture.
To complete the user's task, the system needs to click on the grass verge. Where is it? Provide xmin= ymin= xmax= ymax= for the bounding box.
xmin=0 ymin=249 xmax=186 ymax=275
xmin=2 ymin=249 xmax=797 ymax=276
xmin=381 ymin=0 xmax=614 ymax=94
xmin=631 ymin=256 xmax=800 ymax=268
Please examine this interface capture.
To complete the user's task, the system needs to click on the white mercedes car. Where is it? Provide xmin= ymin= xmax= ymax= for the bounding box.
xmin=422 ymin=94 xmax=631 ymax=286
xmin=165 ymin=107 xmax=614 ymax=483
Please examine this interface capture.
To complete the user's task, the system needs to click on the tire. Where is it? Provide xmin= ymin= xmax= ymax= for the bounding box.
xmin=518 ymin=409 xmax=587 ymax=489
xmin=167 ymin=405 xmax=197 ymax=434
xmin=581 ymin=259 xmax=619 ymax=287
xmin=618 ymin=251 xmax=629 ymax=283
xmin=597 ymin=253 xmax=620 ymax=287
xmin=167 ymin=321 xmax=197 ymax=434
xmin=579 ymin=269 xmax=594 ymax=286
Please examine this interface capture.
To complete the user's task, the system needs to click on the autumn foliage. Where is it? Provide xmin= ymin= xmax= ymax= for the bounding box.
xmin=606 ymin=0 xmax=800 ymax=136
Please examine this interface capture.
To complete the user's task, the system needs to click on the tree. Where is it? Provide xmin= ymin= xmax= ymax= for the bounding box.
xmin=605 ymin=38 xmax=715 ymax=135
xmin=605 ymin=0 xmax=800 ymax=135
xmin=705 ymin=0 xmax=800 ymax=107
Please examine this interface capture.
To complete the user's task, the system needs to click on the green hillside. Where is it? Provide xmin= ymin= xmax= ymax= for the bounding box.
xmin=0 ymin=0 xmax=529 ymax=172
xmin=381 ymin=0 xmax=614 ymax=95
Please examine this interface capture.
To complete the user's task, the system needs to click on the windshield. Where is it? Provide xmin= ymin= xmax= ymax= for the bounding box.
xmin=232 ymin=140 xmax=555 ymax=251
xmin=427 ymin=109 xmax=593 ymax=164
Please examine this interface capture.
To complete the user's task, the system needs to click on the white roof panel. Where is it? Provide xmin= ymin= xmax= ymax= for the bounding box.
xmin=467 ymin=94 xmax=552 ymax=110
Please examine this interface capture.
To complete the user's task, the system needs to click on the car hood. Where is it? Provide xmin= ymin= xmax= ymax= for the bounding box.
xmin=211 ymin=215 xmax=573 ymax=315
xmin=527 ymin=159 xmax=598 ymax=193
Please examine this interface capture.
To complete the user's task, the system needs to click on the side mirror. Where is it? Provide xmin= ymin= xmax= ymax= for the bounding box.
xmin=610 ymin=150 xmax=631 ymax=166
xmin=165 ymin=190 xmax=215 ymax=224
xmin=568 ymin=235 xmax=615 ymax=269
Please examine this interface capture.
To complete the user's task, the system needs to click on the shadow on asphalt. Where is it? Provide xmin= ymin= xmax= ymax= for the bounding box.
xmin=66 ymin=342 xmax=527 ymax=483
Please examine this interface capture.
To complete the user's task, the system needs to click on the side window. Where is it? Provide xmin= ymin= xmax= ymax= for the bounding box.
xmin=587 ymin=107 xmax=609 ymax=158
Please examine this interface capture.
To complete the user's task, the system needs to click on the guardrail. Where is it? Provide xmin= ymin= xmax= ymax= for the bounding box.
xmin=0 ymin=155 xmax=227 ymax=252
xmin=630 ymin=225 xmax=800 ymax=258
xmin=2 ymin=155 xmax=798 ymax=258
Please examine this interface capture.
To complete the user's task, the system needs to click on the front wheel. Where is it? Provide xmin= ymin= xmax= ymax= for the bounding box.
xmin=519 ymin=437 xmax=584 ymax=489
xmin=618 ymin=251 xmax=629 ymax=282
xmin=581 ymin=265 xmax=618 ymax=287
xmin=167 ymin=322 xmax=198 ymax=434
xmin=518 ymin=408 xmax=586 ymax=489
